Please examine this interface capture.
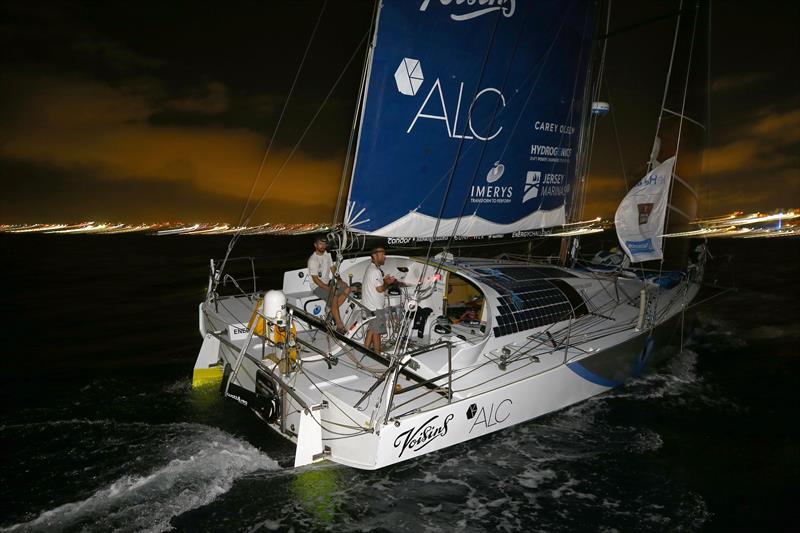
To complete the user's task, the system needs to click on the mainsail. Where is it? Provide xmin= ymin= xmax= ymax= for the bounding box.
xmin=345 ymin=0 xmax=596 ymax=237
xmin=614 ymin=156 xmax=675 ymax=263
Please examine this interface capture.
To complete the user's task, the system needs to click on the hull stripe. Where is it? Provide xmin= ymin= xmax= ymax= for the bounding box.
xmin=566 ymin=361 xmax=622 ymax=388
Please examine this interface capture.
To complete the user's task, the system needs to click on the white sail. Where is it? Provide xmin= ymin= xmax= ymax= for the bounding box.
xmin=614 ymin=156 xmax=675 ymax=262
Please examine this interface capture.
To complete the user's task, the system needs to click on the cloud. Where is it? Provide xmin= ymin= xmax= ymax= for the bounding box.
xmin=750 ymin=108 xmax=800 ymax=144
xmin=703 ymin=139 xmax=761 ymax=175
xmin=0 ymin=74 xmax=344 ymax=222
xmin=702 ymin=107 xmax=800 ymax=178
xmin=72 ymin=37 xmax=164 ymax=73
xmin=161 ymin=82 xmax=229 ymax=115
xmin=579 ymin=173 xmax=628 ymax=219
xmin=711 ymin=72 xmax=770 ymax=93
xmin=0 ymin=157 xmax=337 ymax=224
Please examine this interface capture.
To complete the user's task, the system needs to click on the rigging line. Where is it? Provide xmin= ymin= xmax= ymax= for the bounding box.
xmin=704 ymin=0 xmax=712 ymax=216
xmin=409 ymin=5 xmax=572 ymax=214
xmin=604 ymin=78 xmax=629 ymax=190
xmin=660 ymin=2 xmax=699 ymax=277
xmin=239 ymin=30 xmax=371 ymax=230
xmin=496 ymin=3 xmax=574 ymax=164
xmin=649 ymin=0 xmax=684 ymax=173
xmin=213 ymin=0 xmax=328 ymax=295
xmin=597 ymin=8 xmax=683 ymax=40
xmin=333 ymin=0 xmax=379 ymax=226
xmin=415 ymin=11 xmax=503 ymax=292
xmin=442 ymin=2 xmax=533 ymax=251
xmin=237 ymin=0 xmax=328 ymax=229
xmin=576 ymin=0 xmax=612 ymax=221
xmin=433 ymin=0 xmax=582 ymax=273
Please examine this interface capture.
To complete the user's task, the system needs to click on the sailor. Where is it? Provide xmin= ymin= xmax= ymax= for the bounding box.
xmin=362 ymin=246 xmax=395 ymax=354
xmin=307 ymin=235 xmax=349 ymax=332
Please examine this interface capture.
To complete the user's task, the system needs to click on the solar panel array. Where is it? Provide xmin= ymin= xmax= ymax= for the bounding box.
xmin=470 ymin=266 xmax=584 ymax=338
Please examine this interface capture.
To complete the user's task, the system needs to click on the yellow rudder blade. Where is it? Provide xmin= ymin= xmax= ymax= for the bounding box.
xmin=192 ymin=366 xmax=224 ymax=388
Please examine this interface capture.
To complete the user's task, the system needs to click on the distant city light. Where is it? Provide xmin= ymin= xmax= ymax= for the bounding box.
xmin=0 ymin=222 xmax=332 ymax=236
xmin=2 ymin=211 xmax=797 ymax=238
xmin=663 ymin=210 xmax=800 ymax=238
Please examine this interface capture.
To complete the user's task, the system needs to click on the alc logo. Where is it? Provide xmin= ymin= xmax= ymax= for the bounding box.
xmin=395 ymin=58 xmax=505 ymax=142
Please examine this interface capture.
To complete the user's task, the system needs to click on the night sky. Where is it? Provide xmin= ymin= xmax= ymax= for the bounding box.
xmin=0 ymin=0 xmax=797 ymax=224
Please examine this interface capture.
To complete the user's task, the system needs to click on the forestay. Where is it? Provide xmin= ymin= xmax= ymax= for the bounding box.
xmin=345 ymin=0 xmax=595 ymax=237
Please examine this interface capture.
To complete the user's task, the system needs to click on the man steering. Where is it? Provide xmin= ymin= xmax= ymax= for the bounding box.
xmin=307 ymin=235 xmax=349 ymax=333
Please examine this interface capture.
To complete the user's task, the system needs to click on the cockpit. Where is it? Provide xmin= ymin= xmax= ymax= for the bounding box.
xmin=334 ymin=256 xmax=490 ymax=349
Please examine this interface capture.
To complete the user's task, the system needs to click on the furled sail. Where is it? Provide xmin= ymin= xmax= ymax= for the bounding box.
xmin=614 ymin=156 xmax=676 ymax=263
xmin=345 ymin=0 xmax=595 ymax=237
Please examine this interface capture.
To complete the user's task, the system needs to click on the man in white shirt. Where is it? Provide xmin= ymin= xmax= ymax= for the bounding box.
xmin=308 ymin=236 xmax=349 ymax=332
xmin=362 ymin=247 xmax=395 ymax=354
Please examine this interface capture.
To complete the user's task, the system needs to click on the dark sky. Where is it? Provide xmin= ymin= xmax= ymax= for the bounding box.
xmin=0 ymin=0 xmax=797 ymax=224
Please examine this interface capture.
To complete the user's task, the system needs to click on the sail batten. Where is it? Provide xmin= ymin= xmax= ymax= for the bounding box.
xmin=345 ymin=0 xmax=595 ymax=237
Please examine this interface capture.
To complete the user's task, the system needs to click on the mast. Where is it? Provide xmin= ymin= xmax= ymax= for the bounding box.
xmin=561 ymin=0 xmax=611 ymax=265
xmin=340 ymin=0 xmax=384 ymax=231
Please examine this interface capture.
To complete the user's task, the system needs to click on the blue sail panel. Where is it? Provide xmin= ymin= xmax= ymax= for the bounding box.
xmin=346 ymin=0 xmax=595 ymax=237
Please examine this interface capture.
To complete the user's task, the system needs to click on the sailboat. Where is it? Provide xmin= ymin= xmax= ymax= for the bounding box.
xmin=192 ymin=0 xmax=708 ymax=470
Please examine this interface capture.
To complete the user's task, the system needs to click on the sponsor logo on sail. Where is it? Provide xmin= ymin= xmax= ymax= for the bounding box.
xmin=394 ymin=58 xmax=424 ymax=96
xmin=523 ymin=171 xmax=541 ymax=203
xmin=530 ymin=144 xmax=572 ymax=163
xmin=419 ymin=0 xmax=516 ymax=21
xmin=534 ymin=121 xmax=575 ymax=135
xmin=635 ymin=172 xmax=666 ymax=188
xmin=523 ymin=171 xmax=568 ymax=203
xmin=637 ymin=203 xmax=654 ymax=225
xmin=393 ymin=414 xmax=454 ymax=457
xmin=471 ymin=163 xmax=512 ymax=204
xmin=625 ymin=238 xmax=656 ymax=254
xmin=486 ymin=161 xmax=505 ymax=183
xmin=407 ymin=77 xmax=505 ymax=141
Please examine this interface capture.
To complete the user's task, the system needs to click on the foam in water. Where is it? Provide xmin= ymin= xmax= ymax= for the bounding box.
xmin=3 ymin=423 xmax=279 ymax=533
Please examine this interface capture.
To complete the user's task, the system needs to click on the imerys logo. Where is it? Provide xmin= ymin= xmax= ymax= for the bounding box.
xmin=466 ymin=398 xmax=512 ymax=433
xmin=486 ymin=161 xmax=505 ymax=183
xmin=470 ymin=162 xmax=512 ymax=204
xmin=419 ymin=0 xmax=516 ymax=21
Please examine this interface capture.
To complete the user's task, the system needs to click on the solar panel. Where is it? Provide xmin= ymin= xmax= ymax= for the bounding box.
xmin=469 ymin=266 xmax=586 ymax=338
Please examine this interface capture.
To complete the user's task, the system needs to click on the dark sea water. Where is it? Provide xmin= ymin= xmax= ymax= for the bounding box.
xmin=0 ymin=235 xmax=797 ymax=532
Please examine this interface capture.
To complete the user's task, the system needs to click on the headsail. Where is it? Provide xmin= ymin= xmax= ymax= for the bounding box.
xmin=345 ymin=0 xmax=595 ymax=237
xmin=614 ymin=156 xmax=675 ymax=263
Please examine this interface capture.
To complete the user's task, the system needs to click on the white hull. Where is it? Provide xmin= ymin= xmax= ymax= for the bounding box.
xmin=194 ymin=255 xmax=698 ymax=470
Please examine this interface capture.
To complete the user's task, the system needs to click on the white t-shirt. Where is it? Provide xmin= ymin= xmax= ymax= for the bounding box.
xmin=362 ymin=262 xmax=385 ymax=311
xmin=307 ymin=251 xmax=333 ymax=285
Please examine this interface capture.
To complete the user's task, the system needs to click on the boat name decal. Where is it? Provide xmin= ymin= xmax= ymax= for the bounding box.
xmin=393 ymin=414 xmax=454 ymax=457
xmin=419 ymin=0 xmax=516 ymax=21
xmin=467 ymin=398 xmax=512 ymax=433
